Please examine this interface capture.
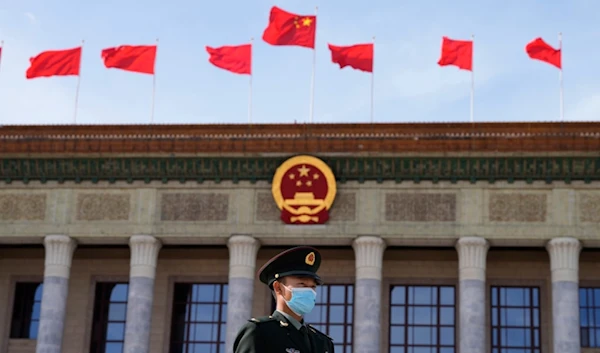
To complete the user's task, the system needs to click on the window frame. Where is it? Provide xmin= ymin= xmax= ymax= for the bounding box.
xmin=382 ymin=278 xmax=457 ymax=353
xmin=579 ymin=285 xmax=600 ymax=348
xmin=304 ymin=283 xmax=355 ymax=352
xmin=487 ymin=279 xmax=548 ymax=353
xmin=166 ymin=277 xmax=229 ymax=353
xmin=8 ymin=280 xmax=44 ymax=340
xmin=388 ymin=283 xmax=457 ymax=353
xmin=88 ymin=281 xmax=130 ymax=353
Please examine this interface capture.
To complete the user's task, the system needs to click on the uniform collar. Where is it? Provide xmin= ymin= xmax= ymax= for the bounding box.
xmin=275 ymin=309 xmax=305 ymax=330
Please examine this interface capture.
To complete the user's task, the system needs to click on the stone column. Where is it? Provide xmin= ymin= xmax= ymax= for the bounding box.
xmin=352 ymin=236 xmax=386 ymax=353
xmin=546 ymin=237 xmax=582 ymax=353
xmin=35 ymin=235 xmax=77 ymax=353
xmin=225 ymin=235 xmax=260 ymax=353
xmin=123 ymin=235 xmax=162 ymax=353
xmin=455 ymin=236 xmax=489 ymax=353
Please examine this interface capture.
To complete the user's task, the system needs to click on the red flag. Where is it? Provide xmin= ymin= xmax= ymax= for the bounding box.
xmin=262 ymin=6 xmax=316 ymax=49
xmin=328 ymin=43 xmax=373 ymax=73
xmin=206 ymin=44 xmax=251 ymax=75
xmin=26 ymin=47 xmax=82 ymax=79
xmin=101 ymin=45 xmax=157 ymax=74
xmin=525 ymin=37 xmax=561 ymax=69
xmin=437 ymin=37 xmax=473 ymax=71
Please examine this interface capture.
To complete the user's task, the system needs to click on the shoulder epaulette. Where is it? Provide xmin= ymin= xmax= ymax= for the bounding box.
xmin=248 ymin=315 xmax=277 ymax=324
xmin=308 ymin=324 xmax=334 ymax=341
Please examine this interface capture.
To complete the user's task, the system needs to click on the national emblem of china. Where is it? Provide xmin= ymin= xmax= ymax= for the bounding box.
xmin=271 ymin=155 xmax=337 ymax=225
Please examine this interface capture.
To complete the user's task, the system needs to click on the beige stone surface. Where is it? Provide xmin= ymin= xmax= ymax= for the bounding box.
xmin=488 ymin=192 xmax=547 ymax=222
xmin=76 ymin=193 xmax=131 ymax=221
xmin=0 ymin=181 xmax=598 ymax=247
xmin=385 ymin=192 xmax=457 ymax=222
xmin=255 ymin=192 xmax=279 ymax=222
xmin=0 ymin=194 xmax=46 ymax=221
xmin=159 ymin=192 xmax=229 ymax=222
xmin=580 ymin=193 xmax=600 ymax=223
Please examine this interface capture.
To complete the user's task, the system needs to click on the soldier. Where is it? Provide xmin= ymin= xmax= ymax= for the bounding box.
xmin=233 ymin=246 xmax=335 ymax=353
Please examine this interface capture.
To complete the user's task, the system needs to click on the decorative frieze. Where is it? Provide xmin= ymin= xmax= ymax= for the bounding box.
xmin=0 ymin=193 xmax=46 ymax=221
xmin=329 ymin=192 xmax=356 ymax=222
xmin=489 ymin=193 xmax=547 ymax=222
xmin=579 ymin=194 xmax=600 ymax=223
xmin=385 ymin=193 xmax=456 ymax=222
xmin=76 ymin=193 xmax=131 ymax=221
xmin=255 ymin=192 xmax=280 ymax=221
xmin=1 ymin=156 xmax=599 ymax=184
xmin=160 ymin=192 xmax=229 ymax=221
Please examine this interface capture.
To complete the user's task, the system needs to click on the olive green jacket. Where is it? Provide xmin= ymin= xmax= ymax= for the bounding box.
xmin=233 ymin=311 xmax=335 ymax=353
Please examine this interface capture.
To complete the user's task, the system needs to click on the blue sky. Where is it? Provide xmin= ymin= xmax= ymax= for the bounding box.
xmin=0 ymin=0 xmax=599 ymax=125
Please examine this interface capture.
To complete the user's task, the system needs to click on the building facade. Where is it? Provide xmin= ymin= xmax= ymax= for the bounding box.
xmin=0 ymin=122 xmax=599 ymax=353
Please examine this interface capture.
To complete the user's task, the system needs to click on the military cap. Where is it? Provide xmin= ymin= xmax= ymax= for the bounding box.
xmin=258 ymin=246 xmax=323 ymax=288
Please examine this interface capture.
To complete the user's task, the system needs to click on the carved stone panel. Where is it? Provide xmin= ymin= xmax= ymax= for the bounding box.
xmin=0 ymin=194 xmax=46 ymax=221
xmin=329 ymin=193 xmax=356 ymax=222
xmin=579 ymin=194 xmax=600 ymax=223
xmin=385 ymin=193 xmax=456 ymax=222
xmin=489 ymin=193 xmax=547 ymax=223
xmin=161 ymin=193 xmax=229 ymax=222
xmin=76 ymin=193 xmax=131 ymax=221
xmin=255 ymin=192 xmax=280 ymax=222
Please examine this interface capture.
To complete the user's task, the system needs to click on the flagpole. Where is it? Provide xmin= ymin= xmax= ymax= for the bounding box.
xmin=559 ymin=32 xmax=564 ymax=120
xmin=309 ymin=6 xmax=318 ymax=123
xmin=73 ymin=40 xmax=84 ymax=124
xmin=248 ymin=37 xmax=253 ymax=124
xmin=370 ymin=36 xmax=375 ymax=124
xmin=151 ymin=38 xmax=158 ymax=124
xmin=470 ymin=34 xmax=474 ymax=123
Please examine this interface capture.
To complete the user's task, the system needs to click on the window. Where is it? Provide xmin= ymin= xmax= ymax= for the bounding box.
xmin=304 ymin=284 xmax=354 ymax=353
xmin=169 ymin=283 xmax=228 ymax=353
xmin=89 ymin=282 xmax=129 ymax=353
xmin=490 ymin=286 xmax=540 ymax=353
xmin=580 ymin=287 xmax=600 ymax=347
xmin=10 ymin=282 xmax=43 ymax=339
xmin=389 ymin=285 xmax=456 ymax=353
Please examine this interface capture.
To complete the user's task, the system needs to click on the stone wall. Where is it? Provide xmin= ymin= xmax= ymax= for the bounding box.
xmin=0 ymin=181 xmax=598 ymax=247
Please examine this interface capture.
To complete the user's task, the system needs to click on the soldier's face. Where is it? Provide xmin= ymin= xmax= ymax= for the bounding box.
xmin=276 ymin=276 xmax=317 ymax=300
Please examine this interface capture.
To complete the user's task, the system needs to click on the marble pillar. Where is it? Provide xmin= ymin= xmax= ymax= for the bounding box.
xmin=352 ymin=236 xmax=386 ymax=353
xmin=225 ymin=235 xmax=260 ymax=353
xmin=35 ymin=235 xmax=77 ymax=353
xmin=455 ymin=236 xmax=489 ymax=353
xmin=123 ymin=235 xmax=162 ymax=353
xmin=546 ymin=237 xmax=582 ymax=353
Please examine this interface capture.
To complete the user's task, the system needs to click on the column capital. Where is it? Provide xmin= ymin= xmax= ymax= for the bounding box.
xmin=129 ymin=235 xmax=162 ymax=279
xmin=546 ymin=237 xmax=581 ymax=283
xmin=43 ymin=234 xmax=77 ymax=278
xmin=455 ymin=236 xmax=489 ymax=281
xmin=227 ymin=235 xmax=260 ymax=279
xmin=352 ymin=236 xmax=386 ymax=280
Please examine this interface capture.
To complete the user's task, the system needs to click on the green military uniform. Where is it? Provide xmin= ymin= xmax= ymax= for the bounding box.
xmin=232 ymin=246 xmax=335 ymax=353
